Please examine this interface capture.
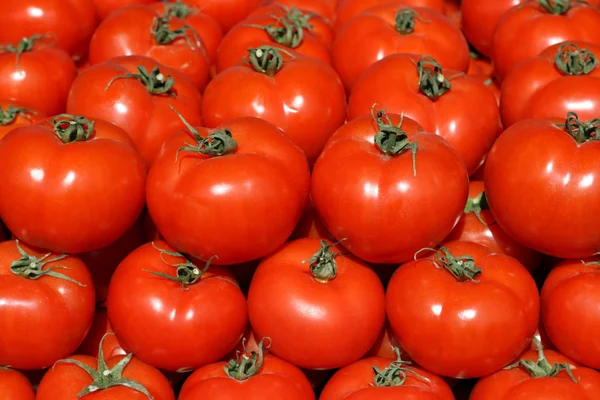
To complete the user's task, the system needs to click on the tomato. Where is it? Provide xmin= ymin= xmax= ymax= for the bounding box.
xmin=0 ymin=240 xmax=95 ymax=370
xmin=289 ymin=195 xmax=334 ymax=241
xmin=88 ymin=4 xmax=211 ymax=91
xmin=484 ymin=114 xmax=600 ymax=259
xmin=320 ymin=352 xmax=455 ymax=400
xmin=216 ymin=13 xmax=332 ymax=73
xmin=276 ymin=0 xmax=337 ymax=22
xmin=333 ymin=5 xmax=469 ymax=92
xmin=77 ymin=306 xmax=126 ymax=359
xmin=366 ymin=322 xmax=407 ymax=360
xmin=175 ymin=0 xmax=263 ymax=32
xmin=0 ymin=102 xmax=43 ymax=140
xmin=0 ymin=36 xmax=76 ymax=116
xmin=501 ymin=41 xmax=600 ymax=127
xmin=0 ymin=0 xmax=97 ymax=60
xmin=247 ymin=238 xmax=386 ymax=369
xmin=311 ymin=109 xmax=468 ymax=264
xmin=93 ymin=0 xmax=153 ymax=20
xmin=0 ymin=115 xmax=146 ymax=254
xmin=445 ymin=181 xmax=542 ymax=272
xmin=470 ymin=339 xmax=600 ymax=399
xmin=67 ymin=55 xmax=202 ymax=166
xmin=203 ymin=46 xmax=346 ymax=165
xmin=491 ymin=0 xmax=600 ymax=82
xmin=178 ymin=340 xmax=315 ymax=400
xmin=348 ymin=54 xmax=498 ymax=175
xmin=468 ymin=53 xmax=501 ymax=103
xmin=0 ymin=367 xmax=35 ymax=400
xmin=386 ymin=241 xmax=540 ymax=378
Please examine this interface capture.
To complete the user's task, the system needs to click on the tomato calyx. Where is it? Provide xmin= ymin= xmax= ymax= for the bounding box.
xmin=225 ymin=337 xmax=271 ymax=381
xmin=163 ymin=0 xmax=197 ymax=20
xmin=0 ymin=105 xmax=36 ymax=126
xmin=304 ymin=239 xmax=346 ymax=282
xmin=9 ymin=240 xmax=85 ymax=286
xmin=0 ymin=34 xmax=45 ymax=69
xmin=248 ymin=46 xmax=292 ymax=76
xmin=537 ymin=0 xmax=573 ymax=15
xmin=395 ymin=8 xmax=428 ymax=35
xmin=151 ymin=15 xmax=200 ymax=50
xmin=54 ymin=334 xmax=153 ymax=399
xmin=555 ymin=43 xmax=597 ymax=75
xmin=464 ymin=192 xmax=491 ymax=226
xmin=415 ymin=246 xmax=482 ymax=282
xmin=505 ymin=338 xmax=579 ymax=382
xmin=283 ymin=6 xmax=318 ymax=33
xmin=105 ymin=65 xmax=176 ymax=96
xmin=372 ymin=347 xmax=430 ymax=387
xmin=563 ymin=112 xmax=600 ymax=144
xmin=51 ymin=114 xmax=95 ymax=143
xmin=246 ymin=17 xmax=305 ymax=48
xmin=416 ymin=56 xmax=455 ymax=100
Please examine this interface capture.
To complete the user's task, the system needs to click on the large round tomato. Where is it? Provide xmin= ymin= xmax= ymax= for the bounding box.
xmin=387 ymin=241 xmax=540 ymax=378
xmin=348 ymin=54 xmax=499 ymax=175
xmin=0 ymin=367 xmax=35 ymax=400
xmin=501 ymin=41 xmax=600 ymax=127
xmin=77 ymin=306 xmax=126 ymax=359
xmin=67 ymin=55 xmax=202 ymax=166
xmin=107 ymin=240 xmax=248 ymax=372
xmin=311 ymin=109 xmax=468 ymax=264
xmin=0 ymin=36 xmax=76 ymax=116
xmin=0 ymin=240 xmax=95 ymax=370
xmin=0 ymin=116 xmax=146 ymax=254
xmin=174 ymin=0 xmax=263 ymax=32
xmin=491 ymin=0 xmax=600 ymax=82
xmin=88 ymin=4 xmax=211 ymax=91
xmin=484 ymin=114 xmax=600 ymax=258
xmin=203 ymin=46 xmax=346 ymax=165
xmin=333 ymin=4 xmax=469 ymax=92
xmin=247 ymin=238 xmax=386 ymax=369
xmin=0 ymin=102 xmax=43 ymax=140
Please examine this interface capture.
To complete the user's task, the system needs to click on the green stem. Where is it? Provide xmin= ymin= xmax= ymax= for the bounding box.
xmin=51 ymin=114 xmax=95 ymax=143
xmin=373 ymin=347 xmax=430 ymax=387
xmin=0 ymin=34 xmax=45 ymax=70
xmin=246 ymin=17 xmax=304 ymax=48
xmin=416 ymin=56 xmax=452 ymax=100
xmin=537 ymin=0 xmax=572 ymax=14
xmin=305 ymin=239 xmax=346 ymax=282
xmin=105 ymin=65 xmax=176 ymax=96
xmin=464 ymin=192 xmax=491 ymax=226
xmin=554 ymin=43 xmax=597 ymax=75
xmin=564 ymin=112 xmax=600 ymax=144
xmin=163 ymin=0 xmax=197 ymax=19
xmin=150 ymin=15 xmax=199 ymax=49
xmin=414 ymin=246 xmax=482 ymax=282
xmin=395 ymin=8 xmax=419 ymax=34
xmin=0 ymin=105 xmax=36 ymax=126
xmin=505 ymin=338 xmax=579 ymax=382
xmin=248 ymin=46 xmax=291 ymax=77
xmin=284 ymin=6 xmax=317 ymax=33
xmin=225 ymin=338 xmax=271 ymax=381
xmin=145 ymin=242 xmax=215 ymax=289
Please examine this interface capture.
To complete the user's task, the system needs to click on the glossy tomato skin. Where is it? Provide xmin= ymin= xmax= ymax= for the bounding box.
xmin=67 ymin=55 xmax=202 ymax=166
xmin=0 ymin=101 xmax=44 ymax=140
xmin=311 ymin=113 xmax=468 ymax=264
xmin=177 ymin=0 xmax=263 ymax=32
xmin=289 ymin=195 xmax=334 ymax=241
xmin=484 ymin=118 xmax=600 ymax=259
xmin=93 ymin=0 xmax=153 ymax=20
xmin=0 ymin=40 xmax=76 ymax=116
xmin=0 ymin=117 xmax=146 ymax=254
xmin=501 ymin=41 xmax=600 ymax=127
xmin=0 ymin=368 xmax=35 ymax=400
xmin=0 ymin=240 xmax=95 ymax=370
xmin=491 ymin=1 xmax=600 ymax=82
xmin=333 ymin=4 xmax=469 ymax=92
xmin=36 ymin=354 xmax=175 ymax=400
xmin=320 ymin=357 xmax=455 ymax=400
xmin=348 ymin=54 xmax=499 ymax=175
xmin=202 ymin=51 xmax=346 ymax=165
xmin=107 ymin=240 xmax=248 ymax=372
xmin=88 ymin=4 xmax=211 ymax=91
xmin=76 ymin=307 xmax=126 ymax=359
xmin=445 ymin=181 xmax=542 ymax=272
xmin=386 ymin=241 xmax=540 ymax=378
xmin=247 ymin=238 xmax=386 ymax=369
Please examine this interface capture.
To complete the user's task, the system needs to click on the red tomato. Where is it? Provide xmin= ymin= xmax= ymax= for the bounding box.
xmin=178 ymin=340 xmax=315 ymax=400
xmin=386 ymin=241 xmax=540 ymax=378
xmin=0 ymin=36 xmax=76 ymax=116
xmin=275 ymin=0 xmax=337 ymax=22
xmin=470 ymin=340 xmax=600 ymax=399
xmin=203 ymin=46 xmax=346 ymax=165
xmin=333 ymin=5 xmax=469 ymax=92
xmin=311 ymin=109 xmax=468 ymax=264
xmin=88 ymin=4 xmax=211 ymax=91
xmin=484 ymin=114 xmax=600 ymax=258
xmin=0 ymin=240 xmax=95 ymax=370
xmin=0 ymin=367 xmax=35 ymax=400
xmin=0 ymin=102 xmax=44 ymax=139
xmin=177 ymin=0 xmax=263 ymax=32
xmin=216 ymin=13 xmax=332 ymax=73
xmin=501 ymin=41 xmax=600 ymax=127
xmin=348 ymin=54 xmax=498 ymax=175
xmin=93 ymin=0 xmax=153 ymax=20
xmin=445 ymin=181 xmax=542 ymax=272
xmin=289 ymin=195 xmax=334 ymax=241
xmin=320 ymin=353 xmax=455 ymax=400
xmin=107 ymin=241 xmax=247 ymax=372
xmin=491 ymin=0 xmax=600 ymax=82
xmin=0 ymin=116 xmax=146 ymax=254
xmin=467 ymin=54 xmax=501 ymax=104
xmin=0 ymin=0 xmax=97 ymax=60
xmin=77 ymin=306 xmax=126 ymax=359
xmin=366 ymin=322 xmax=407 ymax=360
xmin=67 ymin=55 xmax=202 ymax=166
xmin=247 ymin=238 xmax=386 ymax=369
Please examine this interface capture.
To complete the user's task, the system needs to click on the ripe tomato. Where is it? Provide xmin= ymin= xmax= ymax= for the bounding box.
xmin=468 ymin=53 xmax=501 ymax=103
xmin=247 ymin=238 xmax=386 ymax=369
xmin=88 ymin=4 xmax=211 ymax=91
xmin=0 ymin=240 xmax=95 ymax=370
xmin=175 ymin=0 xmax=263 ymax=32
xmin=386 ymin=241 xmax=540 ymax=378
xmin=0 ymin=0 xmax=97 ymax=60
xmin=67 ymin=55 xmax=202 ymax=166
xmin=485 ymin=114 xmax=600 ymax=259
xmin=333 ymin=5 xmax=469 ymax=92
xmin=93 ymin=0 xmax=153 ymax=20
xmin=348 ymin=54 xmax=499 ymax=175
xmin=289 ymin=195 xmax=334 ymax=241
xmin=501 ymin=41 xmax=600 ymax=127
xmin=77 ymin=306 xmax=126 ymax=359
xmin=0 ymin=367 xmax=35 ymax=400
xmin=311 ymin=109 xmax=468 ymax=264
xmin=320 ymin=353 xmax=455 ymax=400
xmin=366 ymin=323 xmax=406 ymax=360
xmin=107 ymin=240 xmax=248 ymax=372
xmin=470 ymin=340 xmax=600 ymax=399
xmin=0 ymin=102 xmax=43 ymax=139
xmin=216 ymin=13 xmax=331 ymax=73
xmin=0 ymin=115 xmax=146 ymax=254
xmin=203 ymin=46 xmax=346 ymax=165
xmin=178 ymin=340 xmax=315 ymax=400
xmin=0 ymin=36 xmax=76 ymax=116
xmin=491 ymin=0 xmax=600 ymax=82
xmin=445 ymin=181 xmax=542 ymax=272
